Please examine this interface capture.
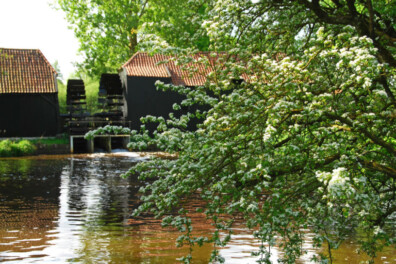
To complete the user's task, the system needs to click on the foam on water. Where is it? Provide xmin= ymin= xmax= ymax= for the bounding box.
xmin=110 ymin=149 xmax=149 ymax=160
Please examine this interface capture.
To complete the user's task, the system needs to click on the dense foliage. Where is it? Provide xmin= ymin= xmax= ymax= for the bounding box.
xmin=124 ymin=0 xmax=396 ymax=263
xmin=0 ymin=140 xmax=36 ymax=157
xmin=56 ymin=0 xmax=212 ymax=76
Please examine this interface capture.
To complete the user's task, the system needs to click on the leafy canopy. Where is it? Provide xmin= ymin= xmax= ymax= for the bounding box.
xmin=125 ymin=0 xmax=396 ymax=263
xmin=55 ymin=0 xmax=212 ymax=76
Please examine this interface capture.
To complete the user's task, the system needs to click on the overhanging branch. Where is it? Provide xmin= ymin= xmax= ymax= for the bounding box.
xmin=325 ymin=112 xmax=396 ymax=157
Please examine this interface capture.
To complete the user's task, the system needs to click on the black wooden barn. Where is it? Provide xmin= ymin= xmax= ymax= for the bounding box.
xmin=0 ymin=48 xmax=60 ymax=137
xmin=118 ymin=52 xmax=223 ymax=132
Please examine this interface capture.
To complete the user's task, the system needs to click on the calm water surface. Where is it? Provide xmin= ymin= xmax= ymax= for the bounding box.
xmin=0 ymin=154 xmax=395 ymax=263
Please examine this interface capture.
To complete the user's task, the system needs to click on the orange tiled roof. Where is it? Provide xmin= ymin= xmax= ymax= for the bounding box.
xmin=122 ymin=52 xmax=229 ymax=86
xmin=0 ymin=48 xmax=57 ymax=94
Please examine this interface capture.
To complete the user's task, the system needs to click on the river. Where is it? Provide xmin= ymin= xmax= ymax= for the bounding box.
xmin=0 ymin=154 xmax=395 ymax=263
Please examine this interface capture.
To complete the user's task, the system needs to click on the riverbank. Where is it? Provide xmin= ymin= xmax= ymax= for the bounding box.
xmin=34 ymin=142 xmax=70 ymax=155
xmin=0 ymin=137 xmax=178 ymax=158
xmin=0 ymin=137 xmax=70 ymax=157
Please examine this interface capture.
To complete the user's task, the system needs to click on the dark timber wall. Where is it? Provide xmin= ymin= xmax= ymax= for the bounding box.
xmin=0 ymin=93 xmax=59 ymax=137
xmin=124 ymin=76 xmax=186 ymax=132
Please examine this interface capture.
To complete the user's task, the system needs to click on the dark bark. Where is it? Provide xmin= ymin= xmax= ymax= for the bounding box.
xmin=357 ymin=158 xmax=396 ymax=180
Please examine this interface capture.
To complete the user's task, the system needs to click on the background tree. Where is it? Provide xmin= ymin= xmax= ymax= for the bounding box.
xmin=126 ymin=0 xmax=395 ymax=263
xmin=56 ymin=0 xmax=212 ymax=77
xmin=140 ymin=0 xmax=211 ymax=52
xmin=56 ymin=0 xmax=147 ymax=76
xmin=51 ymin=60 xmax=68 ymax=113
xmin=52 ymin=60 xmax=63 ymax=82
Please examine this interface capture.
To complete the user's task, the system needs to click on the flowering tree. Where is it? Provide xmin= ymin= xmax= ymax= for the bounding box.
xmin=124 ymin=0 xmax=396 ymax=263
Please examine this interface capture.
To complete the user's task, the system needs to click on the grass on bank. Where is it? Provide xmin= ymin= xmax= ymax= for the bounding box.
xmin=28 ymin=137 xmax=69 ymax=145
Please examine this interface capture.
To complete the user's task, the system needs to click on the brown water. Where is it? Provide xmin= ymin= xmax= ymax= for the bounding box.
xmin=0 ymin=154 xmax=395 ymax=263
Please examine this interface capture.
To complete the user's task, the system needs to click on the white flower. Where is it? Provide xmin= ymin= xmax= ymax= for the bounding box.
xmin=328 ymin=167 xmax=347 ymax=189
xmin=263 ymin=125 xmax=276 ymax=142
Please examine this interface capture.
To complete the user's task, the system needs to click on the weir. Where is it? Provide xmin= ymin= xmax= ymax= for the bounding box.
xmin=69 ymin=134 xmax=130 ymax=154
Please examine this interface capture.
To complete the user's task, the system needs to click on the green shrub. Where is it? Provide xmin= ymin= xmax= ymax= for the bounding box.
xmin=15 ymin=140 xmax=36 ymax=156
xmin=0 ymin=140 xmax=13 ymax=157
xmin=0 ymin=139 xmax=37 ymax=157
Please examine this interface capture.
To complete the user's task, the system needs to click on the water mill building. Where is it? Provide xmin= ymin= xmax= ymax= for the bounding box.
xmin=0 ymin=48 xmax=60 ymax=137
xmin=118 ymin=52 xmax=224 ymax=132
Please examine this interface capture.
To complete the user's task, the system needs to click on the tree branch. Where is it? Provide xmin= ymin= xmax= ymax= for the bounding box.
xmin=366 ymin=0 xmax=374 ymax=36
xmin=357 ymin=158 xmax=396 ymax=180
xmin=138 ymin=0 xmax=149 ymax=18
xmin=298 ymin=0 xmax=396 ymax=67
xmin=268 ymin=153 xmax=340 ymax=179
xmin=374 ymin=204 xmax=396 ymax=226
xmin=378 ymin=76 xmax=396 ymax=106
xmin=325 ymin=112 xmax=396 ymax=157
xmin=299 ymin=0 xmax=352 ymax=25
xmin=345 ymin=0 xmax=357 ymax=15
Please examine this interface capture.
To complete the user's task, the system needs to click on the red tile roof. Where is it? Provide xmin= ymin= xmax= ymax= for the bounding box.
xmin=121 ymin=52 xmax=230 ymax=86
xmin=0 ymin=48 xmax=57 ymax=94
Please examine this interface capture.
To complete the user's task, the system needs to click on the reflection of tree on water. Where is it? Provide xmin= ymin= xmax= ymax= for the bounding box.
xmin=63 ymin=157 xmax=211 ymax=263
xmin=0 ymin=159 xmax=65 ymax=261
xmin=66 ymin=157 xmax=140 ymax=225
xmin=0 ymin=159 xmax=62 ymax=202
xmin=66 ymin=157 xmax=143 ymax=262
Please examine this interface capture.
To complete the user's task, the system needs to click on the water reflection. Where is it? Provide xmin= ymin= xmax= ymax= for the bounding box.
xmin=39 ymin=156 xmax=141 ymax=263
xmin=0 ymin=155 xmax=395 ymax=263
xmin=0 ymin=159 xmax=64 ymax=262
